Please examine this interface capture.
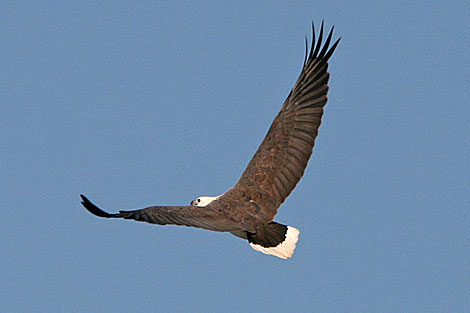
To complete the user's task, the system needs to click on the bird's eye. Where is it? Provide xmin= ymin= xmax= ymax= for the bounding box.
xmin=197 ymin=199 xmax=200 ymax=203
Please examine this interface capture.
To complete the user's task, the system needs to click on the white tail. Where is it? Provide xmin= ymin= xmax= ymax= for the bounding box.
xmin=249 ymin=226 xmax=300 ymax=259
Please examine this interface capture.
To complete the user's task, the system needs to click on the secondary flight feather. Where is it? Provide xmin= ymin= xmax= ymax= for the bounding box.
xmin=81 ymin=22 xmax=340 ymax=259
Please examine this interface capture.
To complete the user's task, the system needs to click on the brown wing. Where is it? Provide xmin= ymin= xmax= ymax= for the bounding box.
xmin=226 ymin=22 xmax=340 ymax=221
xmin=80 ymin=195 xmax=243 ymax=232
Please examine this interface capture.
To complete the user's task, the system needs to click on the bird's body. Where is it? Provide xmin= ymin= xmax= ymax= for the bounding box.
xmin=81 ymin=22 xmax=340 ymax=259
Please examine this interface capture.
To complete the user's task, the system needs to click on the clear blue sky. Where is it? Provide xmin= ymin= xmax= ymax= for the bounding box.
xmin=1 ymin=1 xmax=469 ymax=312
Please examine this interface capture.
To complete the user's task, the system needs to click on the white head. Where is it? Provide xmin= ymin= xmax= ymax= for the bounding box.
xmin=190 ymin=196 xmax=219 ymax=207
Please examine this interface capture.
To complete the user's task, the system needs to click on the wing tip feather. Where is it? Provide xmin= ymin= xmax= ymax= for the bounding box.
xmin=80 ymin=194 xmax=121 ymax=218
xmin=305 ymin=21 xmax=340 ymax=66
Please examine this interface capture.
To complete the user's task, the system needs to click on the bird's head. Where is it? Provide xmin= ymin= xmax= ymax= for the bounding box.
xmin=190 ymin=196 xmax=219 ymax=207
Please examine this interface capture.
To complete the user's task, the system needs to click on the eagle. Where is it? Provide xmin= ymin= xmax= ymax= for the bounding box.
xmin=81 ymin=22 xmax=340 ymax=259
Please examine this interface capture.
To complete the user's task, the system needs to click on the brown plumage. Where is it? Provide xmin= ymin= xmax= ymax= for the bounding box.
xmin=228 ymin=22 xmax=340 ymax=222
xmin=81 ymin=22 xmax=340 ymax=259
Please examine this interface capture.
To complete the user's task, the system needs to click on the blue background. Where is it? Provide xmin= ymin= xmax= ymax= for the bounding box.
xmin=1 ymin=1 xmax=469 ymax=312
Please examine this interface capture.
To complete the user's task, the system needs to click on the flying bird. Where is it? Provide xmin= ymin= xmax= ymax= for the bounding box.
xmin=81 ymin=22 xmax=340 ymax=259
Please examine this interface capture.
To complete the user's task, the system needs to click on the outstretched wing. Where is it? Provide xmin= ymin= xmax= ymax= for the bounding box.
xmin=227 ymin=22 xmax=340 ymax=221
xmin=80 ymin=195 xmax=242 ymax=232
